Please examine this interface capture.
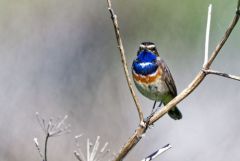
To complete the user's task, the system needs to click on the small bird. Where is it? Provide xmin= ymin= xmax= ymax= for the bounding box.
xmin=132 ymin=42 xmax=182 ymax=120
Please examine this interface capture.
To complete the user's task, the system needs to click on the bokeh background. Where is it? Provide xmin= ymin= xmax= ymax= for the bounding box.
xmin=0 ymin=0 xmax=239 ymax=161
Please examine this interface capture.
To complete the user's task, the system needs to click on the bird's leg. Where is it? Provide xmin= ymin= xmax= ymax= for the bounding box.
xmin=144 ymin=101 xmax=157 ymax=126
xmin=150 ymin=101 xmax=162 ymax=114
xmin=151 ymin=101 xmax=157 ymax=114
xmin=152 ymin=101 xmax=163 ymax=113
xmin=149 ymin=101 xmax=162 ymax=117
xmin=158 ymin=101 xmax=163 ymax=107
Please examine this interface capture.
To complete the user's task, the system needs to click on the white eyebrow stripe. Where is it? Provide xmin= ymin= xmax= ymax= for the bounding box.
xmin=146 ymin=44 xmax=155 ymax=48
xmin=140 ymin=44 xmax=145 ymax=48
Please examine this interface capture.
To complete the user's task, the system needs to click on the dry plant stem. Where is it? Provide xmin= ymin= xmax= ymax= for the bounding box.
xmin=107 ymin=0 xmax=144 ymax=122
xmin=107 ymin=0 xmax=240 ymax=160
xmin=204 ymin=4 xmax=212 ymax=66
xmin=203 ymin=69 xmax=240 ymax=81
xmin=44 ymin=133 xmax=50 ymax=161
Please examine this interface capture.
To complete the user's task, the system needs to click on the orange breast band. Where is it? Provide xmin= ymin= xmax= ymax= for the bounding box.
xmin=133 ymin=68 xmax=162 ymax=84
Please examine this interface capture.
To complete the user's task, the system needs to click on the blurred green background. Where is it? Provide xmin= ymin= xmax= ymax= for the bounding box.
xmin=0 ymin=0 xmax=239 ymax=161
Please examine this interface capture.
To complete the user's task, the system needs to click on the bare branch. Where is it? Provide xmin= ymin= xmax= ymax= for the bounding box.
xmin=202 ymin=69 xmax=240 ymax=81
xmin=106 ymin=0 xmax=144 ymax=122
xmin=204 ymin=4 xmax=212 ymax=66
xmin=141 ymin=144 xmax=172 ymax=161
xmin=107 ymin=2 xmax=240 ymax=161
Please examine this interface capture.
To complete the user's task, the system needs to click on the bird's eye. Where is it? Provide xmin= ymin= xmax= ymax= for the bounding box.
xmin=148 ymin=47 xmax=156 ymax=51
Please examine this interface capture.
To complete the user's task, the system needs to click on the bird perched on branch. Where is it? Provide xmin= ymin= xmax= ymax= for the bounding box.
xmin=132 ymin=42 xmax=182 ymax=120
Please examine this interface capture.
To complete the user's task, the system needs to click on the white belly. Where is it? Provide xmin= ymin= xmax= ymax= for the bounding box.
xmin=134 ymin=78 xmax=169 ymax=101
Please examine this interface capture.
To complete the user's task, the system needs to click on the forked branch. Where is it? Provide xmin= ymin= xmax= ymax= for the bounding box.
xmin=107 ymin=0 xmax=240 ymax=161
xmin=202 ymin=69 xmax=240 ymax=81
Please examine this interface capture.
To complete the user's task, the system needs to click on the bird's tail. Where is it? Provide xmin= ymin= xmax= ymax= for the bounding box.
xmin=168 ymin=107 xmax=182 ymax=120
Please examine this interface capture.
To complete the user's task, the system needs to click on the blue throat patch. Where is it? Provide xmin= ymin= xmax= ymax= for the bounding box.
xmin=132 ymin=50 xmax=158 ymax=75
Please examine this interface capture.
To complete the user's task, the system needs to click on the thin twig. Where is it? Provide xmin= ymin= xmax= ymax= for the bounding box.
xmin=89 ymin=136 xmax=100 ymax=161
xmin=204 ymin=4 xmax=212 ymax=66
xmin=44 ymin=133 xmax=50 ymax=161
xmin=107 ymin=0 xmax=144 ymax=122
xmin=107 ymin=1 xmax=240 ymax=160
xmin=202 ymin=69 xmax=240 ymax=81
xmin=74 ymin=151 xmax=84 ymax=161
xmin=141 ymin=144 xmax=172 ymax=161
xmin=34 ymin=138 xmax=44 ymax=160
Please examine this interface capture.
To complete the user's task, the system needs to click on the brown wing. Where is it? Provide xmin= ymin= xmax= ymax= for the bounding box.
xmin=157 ymin=58 xmax=177 ymax=97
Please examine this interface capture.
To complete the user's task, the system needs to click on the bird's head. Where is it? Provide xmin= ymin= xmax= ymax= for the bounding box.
xmin=138 ymin=42 xmax=159 ymax=56
xmin=132 ymin=42 xmax=159 ymax=75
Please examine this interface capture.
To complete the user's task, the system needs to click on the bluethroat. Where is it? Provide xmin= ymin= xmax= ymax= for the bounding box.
xmin=132 ymin=42 xmax=182 ymax=120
